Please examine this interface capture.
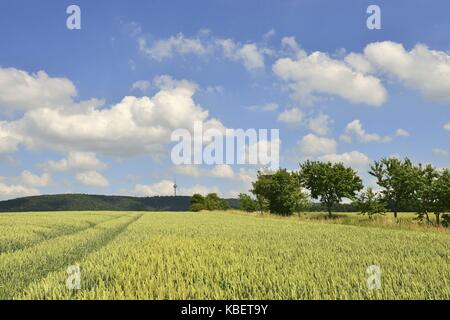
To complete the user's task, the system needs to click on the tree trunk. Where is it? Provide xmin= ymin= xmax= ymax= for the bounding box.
xmin=435 ymin=213 xmax=440 ymax=226
xmin=393 ymin=202 xmax=398 ymax=219
xmin=327 ymin=204 xmax=332 ymax=218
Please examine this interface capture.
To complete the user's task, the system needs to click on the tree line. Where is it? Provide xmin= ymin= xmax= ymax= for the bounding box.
xmin=190 ymin=193 xmax=230 ymax=211
xmin=237 ymin=157 xmax=450 ymax=227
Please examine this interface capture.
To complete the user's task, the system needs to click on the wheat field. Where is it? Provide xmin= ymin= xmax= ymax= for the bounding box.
xmin=0 ymin=211 xmax=449 ymax=300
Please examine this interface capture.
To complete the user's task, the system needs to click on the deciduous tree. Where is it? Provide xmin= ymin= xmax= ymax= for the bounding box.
xmin=251 ymin=169 xmax=306 ymax=216
xmin=299 ymin=161 xmax=363 ymax=217
xmin=369 ymin=157 xmax=418 ymax=219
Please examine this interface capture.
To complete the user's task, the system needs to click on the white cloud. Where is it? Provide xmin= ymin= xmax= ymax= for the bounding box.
xmin=247 ymin=102 xmax=278 ymax=112
xmin=395 ymin=128 xmax=410 ymax=137
xmin=299 ymin=134 xmax=337 ymax=157
xmin=134 ymin=180 xmax=174 ymax=196
xmin=341 ymin=120 xmax=391 ymax=143
xmin=308 ymin=113 xmax=331 ymax=136
xmin=444 ymin=123 xmax=450 ymax=131
xmin=138 ymin=33 xmax=209 ymax=61
xmin=281 ymin=36 xmax=302 ymax=55
xmin=318 ymin=151 xmax=370 ymax=169
xmin=0 ymin=68 xmax=77 ymax=113
xmin=344 ymin=53 xmax=374 ymax=74
xmin=42 ymin=152 xmax=107 ymax=172
xmin=0 ymin=121 xmax=20 ymax=153
xmin=133 ymin=179 xmax=221 ymax=197
xmin=205 ymin=85 xmax=224 ymax=95
xmin=217 ymin=39 xmax=265 ymax=70
xmin=131 ymin=80 xmax=151 ymax=93
xmin=0 ymin=181 xmax=40 ymax=200
xmin=263 ymin=29 xmax=276 ymax=41
xmin=238 ymin=43 xmax=265 ymax=70
xmin=273 ymin=50 xmax=387 ymax=106
xmin=209 ymin=164 xmax=235 ymax=179
xmin=175 ymin=165 xmax=254 ymax=183
xmin=363 ymin=41 xmax=450 ymax=102
xmin=174 ymin=165 xmax=202 ymax=178
xmin=136 ymin=29 xmax=267 ymax=71
xmin=1 ymin=70 xmax=224 ymax=157
xmin=76 ymin=171 xmax=109 ymax=188
xmin=20 ymin=170 xmax=51 ymax=187
xmin=278 ymin=107 xmax=304 ymax=124
xmin=432 ymin=148 xmax=448 ymax=156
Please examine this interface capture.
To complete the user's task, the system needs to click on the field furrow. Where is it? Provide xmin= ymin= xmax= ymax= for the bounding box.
xmin=0 ymin=213 xmax=142 ymax=299
xmin=0 ymin=212 xmax=123 ymax=254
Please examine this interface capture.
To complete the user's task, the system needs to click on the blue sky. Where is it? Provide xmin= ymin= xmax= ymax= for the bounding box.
xmin=0 ymin=0 xmax=449 ymax=199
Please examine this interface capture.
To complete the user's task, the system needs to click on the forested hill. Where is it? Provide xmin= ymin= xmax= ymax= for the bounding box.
xmin=0 ymin=194 xmax=240 ymax=212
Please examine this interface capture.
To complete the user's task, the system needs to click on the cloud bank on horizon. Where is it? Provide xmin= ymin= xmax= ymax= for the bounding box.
xmin=0 ymin=0 xmax=448 ymax=200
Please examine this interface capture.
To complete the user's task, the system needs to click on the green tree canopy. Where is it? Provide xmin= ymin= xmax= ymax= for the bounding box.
xmin=427 ymin=168 xmax=450 ymax=225
xmin=190 ymin=194 xmax=206 ymax=212
xmin=238 ymin=193 xmax=258 ymax=212
xmin=299 ymin=160 xmax=363 ymax=217
xmin=369 ymin=157 xmax=419 ymax=219
xmin=354 ymin=188 xmax=385 ymax=219
xmin=204 ymin=193 xmax=229 ymax=211
xmin=251 ymin=169 xmax=306 ymax=216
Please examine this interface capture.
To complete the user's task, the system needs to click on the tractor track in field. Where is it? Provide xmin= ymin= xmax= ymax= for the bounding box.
xmin=0 ymin=213 xmax=144 ymax=300
xmin=0 ymin=213 xmax=128 ymax=256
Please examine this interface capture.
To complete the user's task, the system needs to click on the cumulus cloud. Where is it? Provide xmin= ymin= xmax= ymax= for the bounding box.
xmin=216 ymin=39 xmax=265 ymax=70
xmin=307 ymin=113 xmax=331 ymax=136
xmin=0 ymin=180 xmax=40 ymax=200
xmin=209 ymin=165 xmax=235 ymax=179
xmin=263 ymin=29 xmax=276 ymax=41
xmin=278 ymin=107 xmax=303 ymax=124
xmin=42 ymin=152 xmax=107 ymax=172
xmin=175 ymin=165 xmax=254 ymax=184
xmin=20 ymin=171 xmax=51 ymax=187
xmin=281 ymin=36 xmax=303 ymax=55
xmin=133 ymin=179 xmax=222 ymax=197
xmin=273 ymin=49 xmax=387 ymax=106
xmin=138 ymin=33 xmax=209 ymax=61
xmin=175 ymin=164 xmax=233 ymax=179
xmin=395 ymin=128 xmax=410 ymax=137
xmin=133 ymin=180 xmax=175 ymax=196
xmin=0 ymin=67 xmax=76 ymax=113
xmin=275 ymin=39 xmax=450 ymax=106
xmin=344 ymin=53 xmax=374 ymax=74
xmin=1 ymin=70 xmax=224 ymax=157
xmin=76 ymin=171 xmax=109 ymax=188
xmin=298 ymin=134 xmax=337 ymax=157
xmin=318 ymin=151 xmax=370 ymax=169
xmin=131 ymin=80 xmax=151 ymax=93
xmin=135 ymin=27 xmax=268 ymax=71
xmin=363 ymin=41 xmax=450 ymax=102
xmin=0 ymin=121 xmax=20 ymax=153
xmin=341 ymin=120 xmax=391 ymax=143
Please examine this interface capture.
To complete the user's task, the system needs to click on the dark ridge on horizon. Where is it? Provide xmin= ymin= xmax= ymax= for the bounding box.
xmin=0 ymin=193 xmax=240 ymax=212
xmin=0 ymin=194 xmax=368 ymax=213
